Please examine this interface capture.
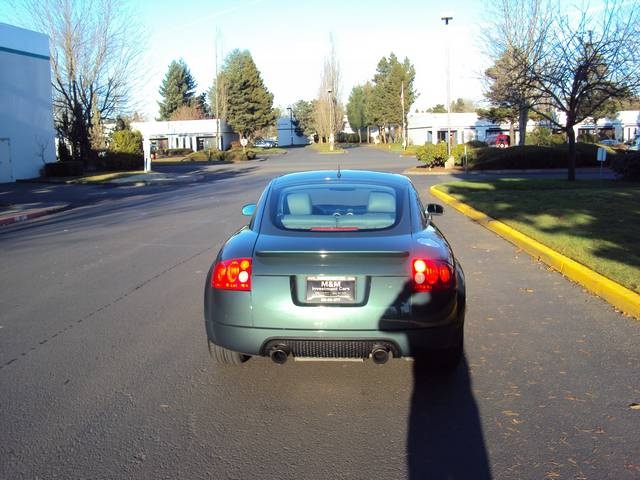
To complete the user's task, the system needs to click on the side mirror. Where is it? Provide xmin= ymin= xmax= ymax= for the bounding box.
xmin=426 ymin=203 xmax=444 ymax=216
xmin=241 ymin=204 xmax=256 ymax=216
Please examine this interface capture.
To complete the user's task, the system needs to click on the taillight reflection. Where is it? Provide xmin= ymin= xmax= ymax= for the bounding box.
xmin=412 ymin=258 xmax=454 ymax=292
xmin=212 ymin=258 xmax=252 ymax=291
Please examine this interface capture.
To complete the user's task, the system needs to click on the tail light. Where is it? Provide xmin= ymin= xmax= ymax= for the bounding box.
xmin=212 ymin=258 xmax=252 ymax=291
xmin=412 ymin=258 xmax=454 ymax=292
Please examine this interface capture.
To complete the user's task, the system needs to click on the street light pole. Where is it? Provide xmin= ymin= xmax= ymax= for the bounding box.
xmin=327 ymin=88 xmax=334 ymax=151
xmin=441 ymin=15 xmax=453 ymax=159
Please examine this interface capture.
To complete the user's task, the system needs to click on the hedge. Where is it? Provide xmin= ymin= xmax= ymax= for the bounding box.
xmin=44 ymin=161 xmax=83 ymax=177
xmin=468 ymin=143 xmax=613 ymax=170
xmin=611 ymin=152 xmax=640 ymax=180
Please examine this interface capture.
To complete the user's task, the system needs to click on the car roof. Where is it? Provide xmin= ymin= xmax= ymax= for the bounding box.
xmin=271 ymin=170 xmax=409 ymax=188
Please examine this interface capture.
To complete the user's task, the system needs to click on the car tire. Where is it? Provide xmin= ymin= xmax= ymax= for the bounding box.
xmin=208 ymin=342 xmax=250 ymax=365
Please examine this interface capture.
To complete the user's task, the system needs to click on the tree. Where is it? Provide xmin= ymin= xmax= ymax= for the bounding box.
xmin=220 ymin=49 xmax=275 ymax=139
xmin=158 ymin=59 xmax=197 ymax=120
xmin=427 ymin=104 xmax=447 ymax=113
xmin=450 ymin=98 xmax=476 ymax=113
xmin=169 ymin=104 xmax=205 ymax=121
xmin=367 ymin=53 xmax=417 ymax=142
xmin=346 ymin=85 xmax=367 ymax=143
xmin=291 ymin=100 xmax=316 ymax=137
xmin=482 ymin=0 xmax=554 ymax=146
xmin=14 ymin=0 xmax=142 ymax=166
xmin=517 ymin=0 xmax=640 ymax=180
xmin=314 ymin=37 xmax=342 ymax=145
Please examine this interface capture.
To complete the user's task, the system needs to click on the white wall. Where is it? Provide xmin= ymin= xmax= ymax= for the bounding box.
xmin=0 ymin=23 xmax=55 ymax=182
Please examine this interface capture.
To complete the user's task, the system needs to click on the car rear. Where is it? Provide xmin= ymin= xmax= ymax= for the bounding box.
xmin=204 ymin=171 xmax=464 ymax=364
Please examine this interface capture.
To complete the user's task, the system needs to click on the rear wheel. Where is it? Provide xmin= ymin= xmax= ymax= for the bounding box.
xmin=208 ymin=342 xmax=251 ymax=365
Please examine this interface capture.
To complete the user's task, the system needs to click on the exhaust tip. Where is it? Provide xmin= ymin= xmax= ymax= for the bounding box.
xmin=371 ymin=346 xmax=390 ymax=364
xmin=269 ymin=345 xmax=290 ymax=364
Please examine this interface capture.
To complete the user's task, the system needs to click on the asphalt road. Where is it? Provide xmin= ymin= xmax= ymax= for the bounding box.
xmin=1 ymin=146 xmax=638 ymax=480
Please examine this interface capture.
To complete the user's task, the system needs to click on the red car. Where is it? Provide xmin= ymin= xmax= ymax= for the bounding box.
xmin=486 ymin=133 xmax=510 ymax=148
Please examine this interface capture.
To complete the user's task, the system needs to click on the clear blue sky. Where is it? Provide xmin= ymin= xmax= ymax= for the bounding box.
xmin=1 ymin=0 xmax=492 ymax=118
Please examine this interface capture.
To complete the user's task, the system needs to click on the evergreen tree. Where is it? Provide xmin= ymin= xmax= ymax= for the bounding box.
xmin=367 ymin=53 xmax=417 ymax=142
xmin=346 ymin=85 xmax=367 ymax=143
xmin=292 ymin=99 xmax=316 ymax=137
xmin=222 ymin=49 xmax=275 ymax=139
xmin=158 ymin=59 xmax=197 ymax=120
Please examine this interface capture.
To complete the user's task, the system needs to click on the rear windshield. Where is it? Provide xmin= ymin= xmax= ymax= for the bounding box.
xmin=270 ymin=183 xmax=401 ymax=231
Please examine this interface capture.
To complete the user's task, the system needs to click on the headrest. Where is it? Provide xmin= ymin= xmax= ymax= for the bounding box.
xmin=287 ymin=192 xmax=312 ymax=215
xmin=367 ymin=192 xmax=395 ymax=213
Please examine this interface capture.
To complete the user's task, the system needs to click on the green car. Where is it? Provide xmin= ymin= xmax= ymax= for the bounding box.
xmin=204 ymin=170 xmax=465 ymax=367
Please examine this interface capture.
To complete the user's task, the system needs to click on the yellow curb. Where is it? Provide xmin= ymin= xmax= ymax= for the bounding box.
xmin=429 ymin=185 xmax=640 ymax=319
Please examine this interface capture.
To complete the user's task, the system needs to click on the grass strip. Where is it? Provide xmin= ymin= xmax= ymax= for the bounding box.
xmin=434 ymin=179 xmax=640 ymax=293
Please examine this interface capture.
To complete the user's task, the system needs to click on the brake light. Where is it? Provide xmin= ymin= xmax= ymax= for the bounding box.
xmin=412 ymin=258 xmax=454 ymax=292
xmin=212 ymin=258 xmax=252 ymax=291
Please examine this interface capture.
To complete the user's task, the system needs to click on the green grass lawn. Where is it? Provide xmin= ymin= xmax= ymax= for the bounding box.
xmin=310 ymin=143 xmax=346 ymax=154
xmin=368 ymin=143 xmax=419 ymax=156
xmin=434 ymin=179 xmax=640 ymax=293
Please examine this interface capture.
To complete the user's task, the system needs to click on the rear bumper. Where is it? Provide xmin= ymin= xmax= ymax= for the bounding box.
xmin=206 ymin=318 xmax=464 ymax=358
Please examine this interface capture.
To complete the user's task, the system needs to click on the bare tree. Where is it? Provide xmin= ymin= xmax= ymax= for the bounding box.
xmin=314 ymin=36 xmax=342 ymax=145
xmin=522 ymin=0 xmax=640 ymax=180
xmin=482 ymin=0 xmax=554 ymax=145
xmin=14 ymin=0 xmax=143 ymax=166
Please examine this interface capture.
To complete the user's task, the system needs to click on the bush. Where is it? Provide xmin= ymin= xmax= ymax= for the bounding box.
xmin=44 ymin=161 xmax=83 ymax=177
xmin=224 ymin=149 xmax=257 ymax=162
xmin=102 ymin=152 xmax=143 ymax=170
xmin=578 ymin=132 xmax=597 ymax=144
xmin=526 ymin=126 xmax=566 ymax=146
xmin=185 ymin=149 xmax=226 ymax=161
xmin=611 ymin=153 xmax=640 ymax=180
xmin=110 ymin=129 xmax=143 ymax=154
xmin=336 ymin=132 xmax=360 ymax=143
xmin=415 ymin=142 xmax=449 ymax=167
xmin=467 ymin=140 xmax=488 ymax=148
xmin=163 ymin=148 xmax=193 ymax=157
xmin=469 ymin=143 xmax=614 ymax=170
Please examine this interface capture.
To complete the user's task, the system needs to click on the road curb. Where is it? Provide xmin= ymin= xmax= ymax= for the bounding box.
xmin=0 ymin=205 xmax=69 ymax=227
xmin=429 ymin=185 xmax=640 ymax=319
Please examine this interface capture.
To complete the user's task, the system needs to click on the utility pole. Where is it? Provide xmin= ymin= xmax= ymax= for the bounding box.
xmin=328 ymin=88 xmax=334 ymax=151
xmin=401 ymin=80 xmax=406 ymax=150
xmin=441 ymin=15 xmax=453 ymax=159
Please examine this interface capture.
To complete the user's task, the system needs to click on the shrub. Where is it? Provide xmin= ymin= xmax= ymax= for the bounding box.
xmin=185 ymin=149 xmax=225 ymax=161
xmin=44 ymin=161 xmax=83 ymax=177
xmin=578 ymin=132 xmax=597 ymax=144
xmin=102 ymin=152 xmax=143 ymax=171
xmin=110 ymin=129 xmax=143 ymax=154
xmin=467 ymin=140 xmax=488 ymax=148
xmin=415 ymin=142 xmax=449 ymax=167
xmin=164 ymin=148 xmax=193 ymax=157
xmin=526 ymin=126 xmax=566 ymax=146
xmin=469 ymin=143 xmax=615 ymax=170
xmin=611 ymin=152 xmax=640 ymax=180
xmin=224 ymin=149 xmax=257 ymax=162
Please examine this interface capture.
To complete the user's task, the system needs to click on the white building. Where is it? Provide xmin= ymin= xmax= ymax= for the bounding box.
xmin=408 ymin=110 xmax=640 ymax=146
xmin=407 ymin=112 xmax=509 ymax=145
xmin=0 ymin=23 xmax=56 ymax=182
xmin=276 ymin=117 xmax=309 ymax=146
xmin=131 ymin=119 xmax=238 ymax=153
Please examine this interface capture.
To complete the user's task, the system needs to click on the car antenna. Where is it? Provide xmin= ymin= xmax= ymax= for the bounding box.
xmin=337 ymin=164 xmax=341 ymax=178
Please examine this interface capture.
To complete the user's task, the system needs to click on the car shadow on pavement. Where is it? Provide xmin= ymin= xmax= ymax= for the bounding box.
xmin=407 ymin=356 xmax=491 ymax=479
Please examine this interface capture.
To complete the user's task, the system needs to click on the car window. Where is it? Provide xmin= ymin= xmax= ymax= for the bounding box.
xmin=270 ymin=183 xmax=401 ymax=231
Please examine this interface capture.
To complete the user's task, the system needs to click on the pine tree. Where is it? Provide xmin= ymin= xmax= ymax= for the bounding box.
xmin=158 ymin=59 xmax=197 ymax=120
xmin=346 ymin=85 xmax=367 ymax=143
xmin=222 ymin=50 xmax=275 ymax=139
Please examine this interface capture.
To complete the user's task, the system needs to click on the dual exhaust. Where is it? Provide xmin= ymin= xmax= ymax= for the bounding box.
xmin=268 ymin=344 xmax=390 ymax=365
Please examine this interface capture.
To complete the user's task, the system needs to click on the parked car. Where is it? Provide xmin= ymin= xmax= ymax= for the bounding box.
xmin=485 ymin=133 xmax=510 ymax=148
xmin=254 ymin=138 xmax=278 ymax=148
xmin=204 ymin=170 xmax=466 ymax=368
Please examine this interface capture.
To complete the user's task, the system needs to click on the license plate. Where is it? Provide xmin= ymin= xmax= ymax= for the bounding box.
xmin=306 ymin=276 xmax=356 ymax=304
